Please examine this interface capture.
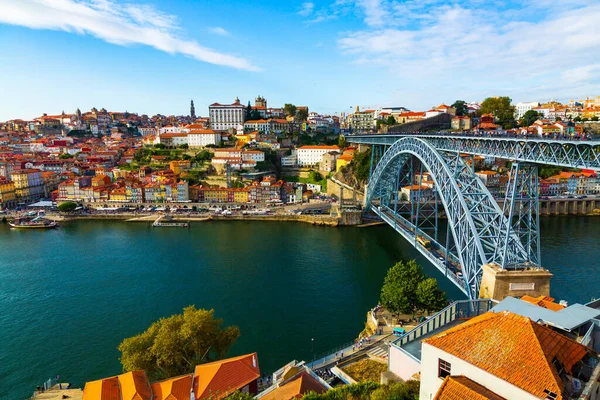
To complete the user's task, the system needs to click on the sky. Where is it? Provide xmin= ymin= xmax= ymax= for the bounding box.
xmin=0 ymin=0 xmax=599 ymax=121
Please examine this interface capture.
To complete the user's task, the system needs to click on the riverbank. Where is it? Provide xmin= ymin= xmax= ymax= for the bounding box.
xmin=38 ymin=212 xmax=349 ymax=226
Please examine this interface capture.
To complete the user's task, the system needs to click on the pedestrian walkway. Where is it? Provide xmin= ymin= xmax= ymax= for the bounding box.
xmin=307 ymin=333 xmax=393 ymax=371
xmin=368 ymin=343 xmax=389 ymax=359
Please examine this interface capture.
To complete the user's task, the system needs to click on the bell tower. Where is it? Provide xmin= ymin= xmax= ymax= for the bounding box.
xmin=190 ymin=100 xmax=196 ymax=119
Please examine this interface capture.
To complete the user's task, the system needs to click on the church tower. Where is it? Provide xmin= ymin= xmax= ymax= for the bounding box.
xmin=190 ymin=100 xmax=196 ymax=119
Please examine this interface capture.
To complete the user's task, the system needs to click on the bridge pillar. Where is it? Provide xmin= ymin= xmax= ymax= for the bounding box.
xmin=479 ymin=263 xmax=552 ymax=301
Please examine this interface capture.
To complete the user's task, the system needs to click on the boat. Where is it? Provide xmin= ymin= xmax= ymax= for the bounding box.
xmin=9 ymin=215 xmax=58 ymax=229
xmin=152 ymin=215 xmax=189 ymax=228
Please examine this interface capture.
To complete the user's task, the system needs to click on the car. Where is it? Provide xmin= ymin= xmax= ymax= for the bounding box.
xmin=438 ymin=256 xmax=445 ymax=262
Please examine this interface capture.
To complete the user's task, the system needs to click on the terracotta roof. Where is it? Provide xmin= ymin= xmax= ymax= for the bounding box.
xmin=193 ymin=353 xmax=260 ymax=399
xmin=298 ymin=145 xmax=340 ymax=150
xmin=520 ymin=295 xmax=566 ymax=312
xmin=118 ymin=370 xmax=151 ymax=400
xmin=434 ymin=376 xmax=506 ymax=400
xmin=424 ymin=311 xmax=591 ymax=399
xmin=261 ymin=371 xmax=327 ymax=400
xmin=151 ymin=374 xmax=193 ymax=400
xmin=83 ymin=376 xmax=120 ymax=400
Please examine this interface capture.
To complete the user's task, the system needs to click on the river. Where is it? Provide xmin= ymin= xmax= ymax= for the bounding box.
xmin=0 ymin=217 xmax=597 ymax=399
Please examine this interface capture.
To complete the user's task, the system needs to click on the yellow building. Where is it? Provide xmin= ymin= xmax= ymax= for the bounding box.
xmin=169 ymin=160 xmax=191 ymax=175
xmin=233 ymin=188 xmax=249 ymax=203
xmin=109 ymin=187 xmax=128 ymax=202
xmin=0 ymin=178 xmax=16 ymax=208
xmin=336 ymin=153 xmax=354 ymax=172
xmin=235 ymin=134 xmax=251 ymax=145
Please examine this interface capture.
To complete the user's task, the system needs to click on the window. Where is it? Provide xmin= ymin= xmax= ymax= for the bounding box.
xmin=438 ymin=359 xmax=451 ymax=379
xmin=543 ymin=389 xmax=558 ymax=400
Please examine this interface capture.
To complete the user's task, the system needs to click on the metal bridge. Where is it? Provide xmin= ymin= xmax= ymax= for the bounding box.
xmin=347 ymin=133 xmax=600 ymax=299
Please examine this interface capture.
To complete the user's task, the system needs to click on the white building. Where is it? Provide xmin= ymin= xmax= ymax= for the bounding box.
xmin=138 ymin=127 xmax=157 ymax=137
xmin=187 ymin=130 xmax=221 ymax=148
xmin=281 ymin=151 xmax=297 ymax=167
xmin=418 ymin=308 xmax=600 ymax=400
xmin=242 ymin=150 xmax=265 ymax=163
xmin=209 ymin=97 xmax=246 ymax=131
xmin=515 ymin=101 xmax=541 ymax=119
xmin=296 ymin=145 xmax=340 ymax=167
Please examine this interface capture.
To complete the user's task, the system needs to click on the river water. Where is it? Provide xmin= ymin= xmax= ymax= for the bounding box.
xmin=0 ymin=217 xmax=598 ymax=398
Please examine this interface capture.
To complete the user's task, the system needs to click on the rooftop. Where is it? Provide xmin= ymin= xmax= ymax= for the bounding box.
xmin=434 ymin=375 xmax=506 ymax=400
xmin=491 ymin=296 xmax=600 ymax=332
xmin=424 ymin=311 xmax=595 ymax=399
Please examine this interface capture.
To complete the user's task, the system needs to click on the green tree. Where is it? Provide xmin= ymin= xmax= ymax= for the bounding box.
xmin=118 ymin=306 xmax=240 ymax=380
xmin=371 ymin=380 xmax=420 ymax=400
xmin=338 ymin=135 xmax=346 ymax=148
xmin=555 ymin=116 xmax=562 ymax=122
xmin=154 ymin=143 xmax=166 ymax=149
xmin=179 ymin=144 xmax=189 ymax=149
xmin=309 ymin=170 xmax=323 ymax=182
xmin=227 ymin=391 xmax=256 ymax=400
xmin=451 ymin=100 xmax=468 ymax=117
xmin=246 ymin=101 xmax=252 ymax=121
xmin=59 ymin=153 xmax=73 ymax=159
xmin=284 ymin=103 xmax=297 ymax=117
xmin=380 ymin=260 xmax=426 ymax=317
xmin=519 ymin=110 xmax=542 ymax=127
xmin=592 ymin=116 xmax=599 ymax=122
xmin=416 ymin=278 xmax=447 ymax=313
xmin=386 ymin=115 xmax=396 ymax=125
xmin=574 ymin=116 xmax=582 ymax=122
xmin=479 ymin=96 xmax=516 ymax=129
xmin=297 ymin=108 xmax=309 ymax=121
xmin=57 ymin=201 xmax=77 ymax=212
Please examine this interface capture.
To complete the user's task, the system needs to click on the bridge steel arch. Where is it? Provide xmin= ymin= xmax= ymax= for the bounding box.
xmin=367 ymin=138 xmax=530 ymax=299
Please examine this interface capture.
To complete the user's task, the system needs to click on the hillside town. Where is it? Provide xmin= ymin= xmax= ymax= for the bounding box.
xmin=1 ymin=96 xmax=600 ymax=212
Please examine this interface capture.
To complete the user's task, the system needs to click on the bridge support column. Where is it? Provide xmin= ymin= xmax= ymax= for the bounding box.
xmin=479 ymin=263 xmax=552 ymax=301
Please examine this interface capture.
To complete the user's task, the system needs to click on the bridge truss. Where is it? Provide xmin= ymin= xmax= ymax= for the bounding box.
xmin=350 ymin=134 xmax=600 ymax=170
xmin=364 ymin=138 xmax=539 ymax=299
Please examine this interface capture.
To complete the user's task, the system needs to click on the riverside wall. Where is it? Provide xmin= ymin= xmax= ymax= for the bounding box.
xmin=42 ymin=213 xmax=361 ymax=226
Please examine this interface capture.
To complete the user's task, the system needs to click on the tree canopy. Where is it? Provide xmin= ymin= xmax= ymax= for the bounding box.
xmin=451 ymin=100 xmax=468 ymax=117
xmin=58 ymin=201 xmax=77 ymax=212
xmin=519 ymin=110 xmax=541 ymax=127
xmin=480 ymin=96 xmax=516 ymax=129
xmin=284 ymin=103 xmax=298 ymax=117
xmin=302 ymin=380 xmax=419 ymax=400
xmin=380 ymin=260 xmax=446 ymax=316
xmin=297 ymin=108 xmax=309 ymax=121
xmin=118 ymin=306 xmax=240 ymax=380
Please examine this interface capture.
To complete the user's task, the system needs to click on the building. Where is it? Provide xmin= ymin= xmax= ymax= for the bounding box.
xmin=10 ymin=169 xmax=46 ymax=202
xmin=82 ymin=353 xmax=260 ymax=400
xmin=397 ymin=111 xmax=426 ymax=124
xmin=256 ymin=361 xmax=330 ymax=400
xmin=476 ymin=170 xmax=501 ymax=198
xmin=296 ymin=145 xmax=340 ymax=167
xmin=516 ymin=101 xmax=541 ymax=119
xmin=420 ymin=310 xmax=600 ymax=400
xmin=320 ymin=151 xmax=340 ymax=173
xmin=401 ymin=184 xmax=434 ymax=202
xmin=188 ymin=130 xmax=221 ymax=148
xmin=350 ymin=107 xmax=375 ymax=133
xmin=209 ymin=98 xmax=246 ymax=131
xmin=451 ymin=116 xmax=471 ymax=131
xmin=0 ymin=177 xmax=16 ymax=208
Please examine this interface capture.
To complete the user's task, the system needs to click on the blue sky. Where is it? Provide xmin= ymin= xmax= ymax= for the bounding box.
xmin=0 ymin=0 xmax=599 ymax=121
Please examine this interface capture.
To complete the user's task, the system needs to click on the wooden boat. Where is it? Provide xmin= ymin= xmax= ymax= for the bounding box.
xmin=9 ymin=216 xmax=58 ymax=229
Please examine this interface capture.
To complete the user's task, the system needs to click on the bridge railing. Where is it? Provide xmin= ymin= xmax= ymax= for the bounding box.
xmin=392 ymin=299 xmax=497 ymax=349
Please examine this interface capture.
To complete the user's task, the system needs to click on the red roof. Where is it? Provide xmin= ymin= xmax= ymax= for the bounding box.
xmin=193 ymin=353 xmax=260 ymax=399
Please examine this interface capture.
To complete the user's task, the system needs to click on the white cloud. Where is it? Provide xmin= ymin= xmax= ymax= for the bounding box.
xmin=298 ymin=2 xmax=315 ymax=16
xmin=357 ymin=0 xmax=387 ymax=26
xmin=337 ymin=2 xmax=600 ymax=103
xmin=0 ymin=0 xmax=259 ymax=71
xmin=208 ymin=27 xmax=231 ymax=37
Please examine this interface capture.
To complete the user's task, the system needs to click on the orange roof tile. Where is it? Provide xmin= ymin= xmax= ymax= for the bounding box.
xmin=151 ymin=374 xmax=193 ymax=400
xmin=261 ymin=371 xmax=327 ymax=400
xmin=434 ymin=376 xmax=506 ymax=400
xmin=83 ymin=376 xmax=120 ymax=400
xmin=424 ymin=311 xmax=590 ymax=399
xmin=193 ymin=353 xmax=260 ymax=399
xmin=118 ymin=370 xmax=151 ymax=400
xmin=520 ymin=295 xmax=565 ymax=312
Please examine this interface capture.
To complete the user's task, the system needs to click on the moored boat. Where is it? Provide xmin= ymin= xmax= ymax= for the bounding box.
xmin=9 ymin=216 xmax=58 ymax=229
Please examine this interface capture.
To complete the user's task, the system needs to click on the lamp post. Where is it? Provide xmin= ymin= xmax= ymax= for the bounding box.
xmin=311 ymin=338 xmax=314 ymax=363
